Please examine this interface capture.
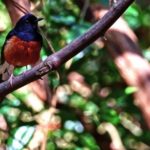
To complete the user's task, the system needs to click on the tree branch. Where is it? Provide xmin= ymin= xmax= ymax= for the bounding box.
xmin=0 ymin=0 xmax=134 ymax=99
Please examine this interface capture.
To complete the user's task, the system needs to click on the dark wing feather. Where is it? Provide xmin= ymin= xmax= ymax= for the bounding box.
xmin=0 ymin=30 xmax=16 ymax=64
xmin=0 ymin=30 xmax=16 ymax=82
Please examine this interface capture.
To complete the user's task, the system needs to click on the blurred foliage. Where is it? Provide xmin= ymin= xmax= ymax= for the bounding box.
xmin=0 ymin=0 xmax=150 ymax=149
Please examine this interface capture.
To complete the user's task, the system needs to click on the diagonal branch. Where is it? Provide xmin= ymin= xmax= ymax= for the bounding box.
xmin=0 ymin=0 xmax=134 ymax=99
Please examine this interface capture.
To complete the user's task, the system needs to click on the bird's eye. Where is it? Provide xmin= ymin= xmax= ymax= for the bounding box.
xmin=25 ymin=20 xmax=29 ymax=23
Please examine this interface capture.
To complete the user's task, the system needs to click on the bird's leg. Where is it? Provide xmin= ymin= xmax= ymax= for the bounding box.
xmin=8 ymin=74 xmax=15 ymax=87
xmin=7 ymin=65 xmax=14 ymax=87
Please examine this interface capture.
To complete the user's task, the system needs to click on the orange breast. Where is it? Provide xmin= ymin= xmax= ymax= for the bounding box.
xmin=4 ymin=36 xmax=41 ymax=66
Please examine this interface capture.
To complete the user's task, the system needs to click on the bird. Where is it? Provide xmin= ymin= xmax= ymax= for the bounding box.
xmin=0 ymin=13 xmax=43 ymax=84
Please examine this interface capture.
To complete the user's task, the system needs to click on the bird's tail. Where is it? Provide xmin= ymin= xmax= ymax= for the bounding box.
xmin=0 ymin=61 xmax=14 ymax=83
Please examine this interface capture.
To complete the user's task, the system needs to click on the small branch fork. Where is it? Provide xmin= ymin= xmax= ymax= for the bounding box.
xmin=0 ymin=0 xmax=134 ymax=99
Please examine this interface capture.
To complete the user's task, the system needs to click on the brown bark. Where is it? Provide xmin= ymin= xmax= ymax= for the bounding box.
xmin=98 ymin=10 xmax=150 ymax=129
xmin=76 ymin=2 xmax=150 ymax=128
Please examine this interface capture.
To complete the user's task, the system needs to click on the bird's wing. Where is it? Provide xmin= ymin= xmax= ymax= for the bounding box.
xmin=0 ymin=30 xmax=15 ymax=83
xmin=0 ymin=30 xmax=16 ymax=64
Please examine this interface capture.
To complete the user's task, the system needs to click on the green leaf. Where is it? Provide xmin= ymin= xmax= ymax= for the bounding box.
xmin=125 ymin=86 xmax=137 ymax=94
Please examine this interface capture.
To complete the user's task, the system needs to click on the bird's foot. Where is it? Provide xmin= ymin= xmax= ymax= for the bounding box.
xmin=8 ymin=74 xmax=14 ymax=87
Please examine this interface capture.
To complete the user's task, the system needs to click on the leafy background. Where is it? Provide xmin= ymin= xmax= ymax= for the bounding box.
xmin=0 ymin=0 xmax=150 ymax=149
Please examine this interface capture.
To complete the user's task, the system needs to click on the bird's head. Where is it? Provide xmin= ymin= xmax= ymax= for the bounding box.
xmin=14 ymin=13 xmax=43 ymax=33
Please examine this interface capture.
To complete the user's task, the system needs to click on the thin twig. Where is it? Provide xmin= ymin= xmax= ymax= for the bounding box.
xmin=11 ymin=0 xmax=29 ymax=14
xmin=80 ymin=0 xmax=90 ymax=20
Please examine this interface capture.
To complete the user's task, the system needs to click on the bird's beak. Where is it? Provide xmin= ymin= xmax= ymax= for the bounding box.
xmin=36 ymin=17 xmax=43 ymax=22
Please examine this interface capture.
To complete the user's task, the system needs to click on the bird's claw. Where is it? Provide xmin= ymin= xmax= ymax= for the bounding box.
xmin=8 ymin=74 xmax=14 ymax=87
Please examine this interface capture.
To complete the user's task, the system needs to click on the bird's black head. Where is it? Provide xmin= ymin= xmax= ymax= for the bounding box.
xmin=14 ymin=13 xmax=43 ymax=33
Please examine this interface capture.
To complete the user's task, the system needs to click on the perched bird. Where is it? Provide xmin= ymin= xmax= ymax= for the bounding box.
xmin=0 ymin=13 xmax=43 ymax=83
